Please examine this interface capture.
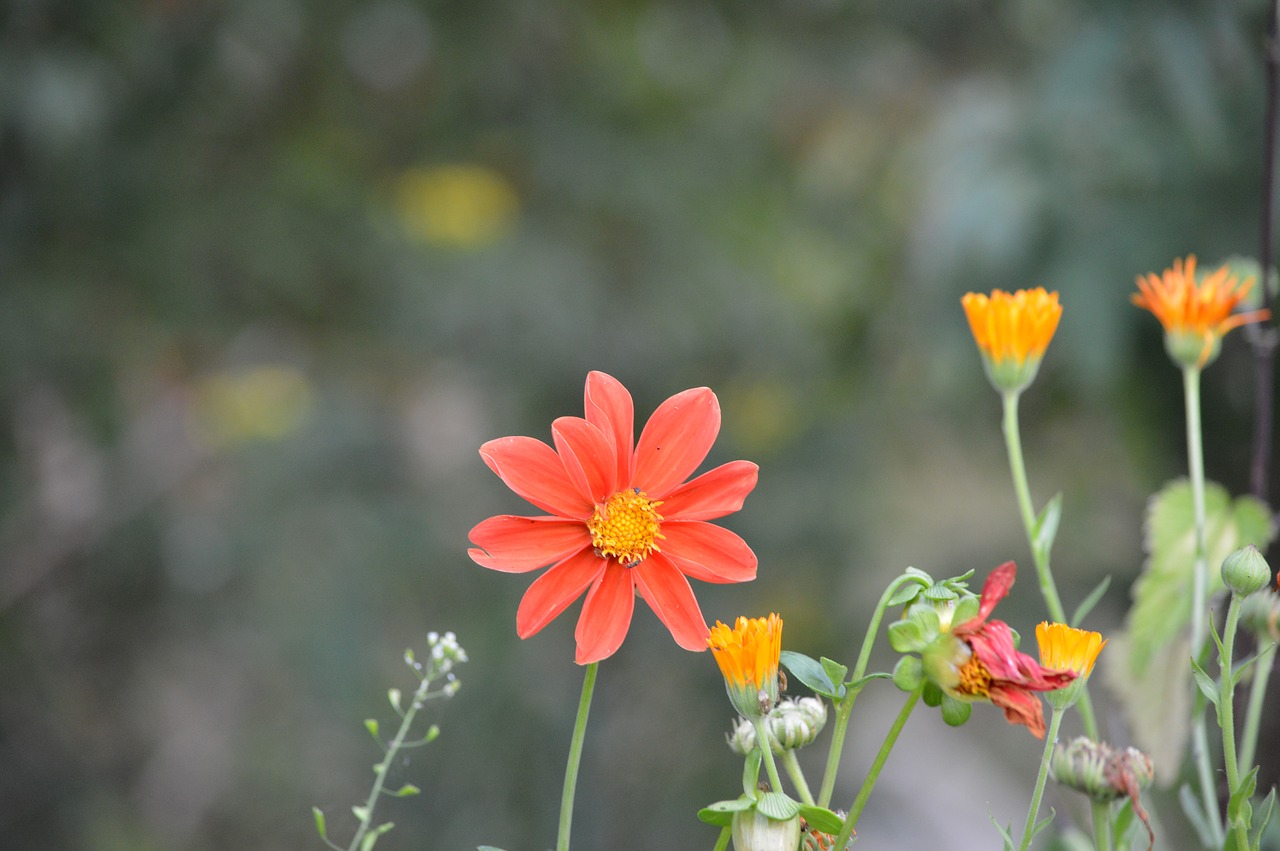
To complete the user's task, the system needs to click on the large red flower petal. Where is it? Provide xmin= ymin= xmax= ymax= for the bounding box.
xmin=468 ymin=515 xmax=591 ymax=573
xmin=955 ymin=560 xmax=1017 ymax=635
xmin=574 ymin=563 xmax=636 ymax=664
xmin=480 ymin=436 xmax=592 ymax=519
xmin=989 ymin=683 xmax=1049 ymax=739
xmin=658 ymin=460 xmax=759 ymax=521
xmin=515 ymin=549 xmax=606 ymax=639
xmin=584 ymin=371 xmax=635 ymax=487
xmin=633 ymin=555 xmax=710 ymax=651
xmin=658 ymin=521 xmax=757 ymax=584
xmin=633 ymin=387 xmax=720 ymax=497
xmin=551 ymin=416 xmax=617 ymax=504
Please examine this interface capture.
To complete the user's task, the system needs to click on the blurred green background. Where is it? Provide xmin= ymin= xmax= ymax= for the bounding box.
xmin=2 ymin=0 xmax=1277 ymax=848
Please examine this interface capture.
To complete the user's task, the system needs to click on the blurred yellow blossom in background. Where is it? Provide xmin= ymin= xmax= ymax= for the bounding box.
xmin=192 ymin=365 xmax=314 ymax=448
xmin=395 ymin=164 xmax=520 ymax=248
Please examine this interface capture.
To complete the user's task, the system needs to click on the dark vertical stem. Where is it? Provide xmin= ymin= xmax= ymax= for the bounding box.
xmin=1251 ymin=0 xmax=1280 ymax=505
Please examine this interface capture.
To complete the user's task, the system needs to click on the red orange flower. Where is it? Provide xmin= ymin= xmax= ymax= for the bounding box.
xmin=468 ymin=372 xmax=759 ymax=664
xmin=1132 ymin=255 xmax=1270 ymax=368
xmin=961 ymin=288 xmax=1062 ymax=393
xmin=948 ymin=562 xmax=1077 ymax=738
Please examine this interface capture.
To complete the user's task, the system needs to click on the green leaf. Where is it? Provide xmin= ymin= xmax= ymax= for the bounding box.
xmin=697 ymin=797 xmax=754 ymax=826
xmin=820 ymin=657 xmax=849 ymax=688
xmin=360 ymin=821 xmax=394 ymax=851
xmin=364 ymin=718 xmax=380 ymax=742
xmin=1032 ymin=806 xmax=1056 ymax=838
xmin=312 ymin=806 xmax=328 ymax=839
xmin=389 ymin=784 xmax=420 ymax=797
xmin=1251 ymin=788 xmax=1276 ymax=849
xmin=1071 ymin=575 xmax=1111 ymax=626
xmin=1179 ymin=783 xmax=1220 ymax=847
xmin=1105 ymin=479 xmax=1273 ymax=784
xmin=754 ymin=791 xmax=800 ymax=821
xmin=780 ymin=651 xmax=840 ymax=698
xmin=1188 ymin=656 xmax=1220 ymax=710
xmin=797 ymin=805 xmax=843 ymax=835
xmin=987 ymin=810 xmax=1016 ymax=851
xmin=1033 ymin=493 xmax=1063 ymax=563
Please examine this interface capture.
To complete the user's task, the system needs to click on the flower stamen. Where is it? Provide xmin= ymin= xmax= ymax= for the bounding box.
xmin=956 ymin=655 xmax=993 ymax=699
xmin=588 ymin=489 xmax=664 ymax=566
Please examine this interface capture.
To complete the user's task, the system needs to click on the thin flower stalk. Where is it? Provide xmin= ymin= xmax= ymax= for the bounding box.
xmin=557 ymin=662 xmax=598 ymax=851
xmin=1215 ymin=597 xmax=1251 ymax=849
xmin=1018 ymin=705 xmax=1066 ymax=851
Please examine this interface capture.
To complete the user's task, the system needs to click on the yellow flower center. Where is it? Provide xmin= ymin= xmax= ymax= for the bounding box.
xmin=587 ymin=488 xmax=664 ymax=566
xmin=956 ymin=655 xmax=993 ymax=699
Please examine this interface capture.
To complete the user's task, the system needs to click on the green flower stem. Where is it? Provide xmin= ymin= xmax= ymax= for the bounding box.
xmin=1091 ymin=801 xmax=1112 ymax=851
xmin=751 ymin=716 xmax=788 ymax=798
xmin=1217 ymin=597 xmax=1251 ymax=850
xmin=1238 ymin=637 xmax=1277 ymax=773
xmin=780 ymin=750 xmax=815 ymax=806
xmin=816 ymin=573 xmax=919 ymax=808
xmin=1001 ymin=390 xmax=1100 ymax=741
xmin=1018 ymin=705 xmax=1065 ymax=851
xmin=711 ymin=826 xmax=731 ymax=851
xmin=830 ymin=686 xmax=922 ymax=850
xmin=556 ymin=662 xmax=598 ymax=851
xmin=347 ymin=672 xmax=433 ymax=851
xmin=1181 ymin=365 xmax=1225 ymax=848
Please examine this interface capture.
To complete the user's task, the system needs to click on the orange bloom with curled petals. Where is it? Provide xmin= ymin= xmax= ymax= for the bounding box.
xmin=469 ymin=372 xmax=759 ymax=664
xmin=708 ymin=613 xmax=782 ymax=718
xmin=1132 ymin=255 xmax=1270 ymax=368
xmin=962 ymin=288 xmax=1062 ymax=393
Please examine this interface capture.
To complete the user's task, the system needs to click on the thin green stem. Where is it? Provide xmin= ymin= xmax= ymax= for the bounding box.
xmin=1218 ymin=599 xmax=1251 ymax=850
xmin=711 ymin=826 xmax=731 ymax=851
xmin=830 ymin=687 xmax=921 ymax=850
xmin=751 ymin=716 xmax=788 ymax=798
xmin=1181 ymin=365 xmax=1224 ymax=847
xmin=780 ymin=750 xmax=815 ymax=806
xmin=1238 ymin=638 xmax=1276 ymax=773
xmin=347 ymin=675 xmax=432 ymax=851
xmin=1091 ymin=801 xmax=1112 ymax=851
xmin=1018 ymin=706 xmax=1065 ymax=851
xmin=556 ymin=662 xmax=599 ymax=851
xmin=1001 ymin=391 xmax=1100 ymax=740
xmin=816 ymin=573 xmax=918 ymax=808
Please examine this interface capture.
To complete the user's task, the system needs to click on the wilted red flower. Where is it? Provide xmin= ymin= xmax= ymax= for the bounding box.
xmin=948 ymin=562 xmax=1077 ymax=738
xmin=468 ymin=371 xmax=759 ymax=664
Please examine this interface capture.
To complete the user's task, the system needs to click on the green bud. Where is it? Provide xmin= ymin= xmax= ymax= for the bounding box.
xmin=726 ymin=698 xmax=828 ymax=755
xmin=1221 ymin=545 xmax=1272 ymax=598
xmin=731 ymin=808 xmax=801 ymax=851
xmin=1050 ymin=738 xmax=1154 ymax=803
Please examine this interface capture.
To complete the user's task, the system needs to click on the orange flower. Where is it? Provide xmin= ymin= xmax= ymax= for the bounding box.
xmin=708 ymin=613 xmax=782 ymax=718
xmin=962 ymin=288 xmax=1062 ymax=393
xmin=468 ymin=372 xmax=759 ymax=664
xmin=1132 ymin=255 xmax=1270 ymax=368
xmin=1036 ymin=622 xmax=1106 ymax=678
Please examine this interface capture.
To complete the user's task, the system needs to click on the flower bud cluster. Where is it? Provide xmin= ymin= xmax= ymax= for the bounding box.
xmin=1050 ymin=737 xmax=1154 ymax=802
xmin=727 ymin=697 xmax=828 ymax=755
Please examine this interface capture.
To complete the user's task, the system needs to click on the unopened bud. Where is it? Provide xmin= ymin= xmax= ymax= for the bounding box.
xmin=1222 ymin=546 xmax=1272 ymax=598
xmin=731 ymin=808 xmax=801 ymax=851
xmin=726 ymin=698 xmax=828 ymax=755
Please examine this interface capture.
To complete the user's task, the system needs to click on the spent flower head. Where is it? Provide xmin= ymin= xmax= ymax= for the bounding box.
xmin=962 ymin=288 xmax=1062 ymax=393
xmin=708 ymin=613 xmax=783 ymax=719
xmin=468 ymin=371 xmax=759 ymax=664
xmin=1052 ymin=737 xmax=1155 ymax=849
xmin=1132 ymin=255 xmax=1270 ymax=368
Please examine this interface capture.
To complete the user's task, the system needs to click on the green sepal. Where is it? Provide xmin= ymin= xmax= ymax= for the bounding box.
xmin=887 ymin=619 xmax=925 ymax=654
xmin=940 ymin=694 xmax=972 ymax=727
xmin=754 ymin=791 xmax=801 ymax=821
xmin=360 ymin=821 xmax=394 ymax=851
xmin=1072 ymin=575 xmax=1111 ymax=626
xmin=924 ymin=583 xmax=958 ymax=602
xmin=312 ymin=806 xmax=328 ymax=840
xmin=1033 ymin=493 xmax=1063 ymax=564
xmin=697 ymin=797 xmax=754 ymax=826
xmin=892 ymin=656 xmax=924 ymax=692
xmin=922 ymin=680 xmax=944 ymax=708
xmin=780 ymin=651 xmax=844 ymax=699
xmin=887 ymin=571 xmax=931 ymax=607
xmin=797 ymin=805 xmax=844 ymax=835
xmin=952 ymin=595 xmax=980 ymax=624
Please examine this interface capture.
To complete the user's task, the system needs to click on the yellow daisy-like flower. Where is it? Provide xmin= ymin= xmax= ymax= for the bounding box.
xmin=1132 ymin=255 xmax=1271 ymax=368
xmin=962 ymin=288 xmax=1062 ymax=394
xmin=708 ymin=613 xmax=782 ymax=719
xmin=1036 ymin=622 xmax=1106 ymax=710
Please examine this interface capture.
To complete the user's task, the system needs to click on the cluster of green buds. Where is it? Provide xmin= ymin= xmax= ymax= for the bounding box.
xmin=726 ymin=697 xmax=828 ymax=756
xmin=1051 ymin=737 xmax=1156 ymax=848
xmin=885 ymin=568 xmax=982 ymax=726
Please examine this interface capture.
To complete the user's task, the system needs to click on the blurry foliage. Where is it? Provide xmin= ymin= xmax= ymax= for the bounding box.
xmin=0 ymin=0 xmax=1277 ymax=848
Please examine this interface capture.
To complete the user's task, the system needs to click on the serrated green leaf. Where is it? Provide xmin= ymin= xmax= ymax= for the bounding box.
xmin=1106 ymin=480 xmax=1273 ymax=784
xmin=779 ymin=651 xmax=839 ymax=698
xmin=1033 ymin=493 xmax=1063 ymax=563
xmin=797 ymin=805 xmax=844 ymax=834
xmin=312 ymin=806 xmax=327 ymax=839
xmin=754 ymin=791 xmax=800 ymax=821
xmin=1071 ymin=575 xmax=1111 ymax=626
